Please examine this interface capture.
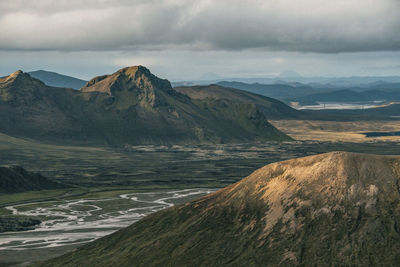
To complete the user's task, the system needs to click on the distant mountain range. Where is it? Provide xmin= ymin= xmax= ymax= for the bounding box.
xmin=215 ymin=81 xmax=400 ymax=108
xmin=41 ymin=152 xmax=400 ymax=266
xmin=290 ymin=89 xmax=400 ymax=105
xmin=0 ymin=66 xmax=291 ymax=145
xmin=15 ymin=69 xmax=400 ymax=92
xmin=20 ymin=70 xmax=400 ymax=106
xmin=173 ymin=75 xmax=400 ymax=88
xmin=217 ymin=81 xmax=318 ymax=101
xmin=28 ymin=70 xmax=87 ymax=89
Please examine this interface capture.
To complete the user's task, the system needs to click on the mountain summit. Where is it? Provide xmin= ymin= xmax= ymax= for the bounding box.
xmin=81 ymin=66 xmax=175 ymax=109
xmin=42 ymin=152 xmax=400 ymax=266
xmin=2 ymin=70 xmax=44 ymax=87
xmin=81 ymin=66 xmax=170 ymax=94
xmin=7 ymin=70 xmax=24 ymax=79
xmin=0 ymin=67 xmax=290 ymax=145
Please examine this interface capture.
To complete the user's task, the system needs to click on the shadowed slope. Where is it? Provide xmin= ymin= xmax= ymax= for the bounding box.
xmin=0 ymin=70 xmax=89 ymax=142
xmin=0 ymin=166 xmax=63 ymax=193
xmin=28 ymin=70 xmax=87 ymax=89
xmin=0 ymin=67 xmax=290 ymax=145
xmin=175 ymin=84 xmax=300 ymax=119
xmin=41 ymin=152 xmax=400 ymax=266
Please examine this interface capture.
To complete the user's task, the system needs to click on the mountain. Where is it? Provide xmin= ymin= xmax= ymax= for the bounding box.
xmin=368 ymin=82 xmax=400 ymax=90
xmin=0 ymin=166 xmax=63 ymax=193
xmin=278 ymin=70 xmax=301 ymax=78
xmin=28 ymin=70 xmax=87 ymax=89
xmin=217 ymin=81 xmax=317 ymax=101
xmin=0 ymin=70 xmax=96 ymax=143
xmin=41 ymin=152 xmax=400 ymax=266
xmin=172 ymin=76 xmax=400 ymax=91
xmin=291 ymin=89 xmax=400 ymax=105
xmin=175 ymin=84 xmax=300 ymax=119
xmin=0 ymin=67 xmax=290 ymax=145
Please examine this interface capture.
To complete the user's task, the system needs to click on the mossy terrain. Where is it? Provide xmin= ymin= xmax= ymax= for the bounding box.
xmin=41 ymin=152 xmax=400 ymax=266
xmin=0 ymin=166 xmax=64 ymax=193
xmin=0 ymin=216 xmax=41 ymax=233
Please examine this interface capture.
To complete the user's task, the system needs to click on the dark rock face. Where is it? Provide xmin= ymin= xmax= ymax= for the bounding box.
xmin=0 ymin=67 xmax=291 ymax=145
xmin=41 ymin=152 xmax=400 ymax=266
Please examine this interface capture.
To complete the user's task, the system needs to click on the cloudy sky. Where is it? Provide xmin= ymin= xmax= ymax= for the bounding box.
xmin=1 ymin=0 xmax=399 ymax=81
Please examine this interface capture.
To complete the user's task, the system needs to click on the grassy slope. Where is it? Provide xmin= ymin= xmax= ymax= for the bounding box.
xmin=41 ymin=152 xmax=400 ymax=266
xmin=0 ymin=166 xmax=64 ymax=193
xmin=216 ymin=81 xmax=316 ymax=100
xmin=175 ymin=84 xmax=300 ymax=119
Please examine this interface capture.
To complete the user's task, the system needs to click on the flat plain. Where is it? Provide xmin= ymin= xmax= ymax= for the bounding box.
xmin=1 ymin=131 xmax=400 ymax=265
xmin=271 ymin=119 xmax=400 ymax=142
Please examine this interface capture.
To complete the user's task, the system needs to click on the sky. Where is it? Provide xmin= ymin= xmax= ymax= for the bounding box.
xmin=0 ymin=0 xmax=399 ymax=81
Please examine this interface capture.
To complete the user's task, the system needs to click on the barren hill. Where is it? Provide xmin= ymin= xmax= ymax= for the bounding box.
xmin=41 ymin=152 xmax=400 ymax=266
xmin=175 ymin=84 xmax=300 ymax=119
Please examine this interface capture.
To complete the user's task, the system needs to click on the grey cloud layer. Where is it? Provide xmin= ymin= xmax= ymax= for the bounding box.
xmin=1 ymin=0 xmax=399 ymax=53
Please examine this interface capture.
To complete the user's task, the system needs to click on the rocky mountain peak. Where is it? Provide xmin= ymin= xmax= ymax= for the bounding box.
xmin=1 ymin=70 xmax=44 ymax=88
xmin=80 ymin=66 xmax=176 ymax=109
xmin=116 ymin=65 xmax=151 ymax=79
xmin=5 ymin=70 xmax=32 ymax=82
xmin=81 ymin=66 xmax=171 ymax=94
xmin=8 ymin=70 xmax=24 ymax=79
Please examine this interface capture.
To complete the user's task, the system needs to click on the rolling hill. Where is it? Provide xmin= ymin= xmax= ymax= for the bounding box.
xmin=41 ymin=152 xmax=400 ymax=266
xmin=28 ymin=70 xmax=87 ymax=89
xmin=217 ymin=81 xmax=317 ymax=101
xmin=175 ymin=84 xmax=300 ymax=119
xmin=0 ymin=166 xmax=63 ymax=193
xmin=291 ymin=88 xmax=400 ymax=105
xmin=0 ymin=67 xmax=290 ymax=145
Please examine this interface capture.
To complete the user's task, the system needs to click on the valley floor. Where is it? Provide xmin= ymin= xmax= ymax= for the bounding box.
xmin=0 ymin=188 xmax=215 ymax=266
xmin=1 ymin=132 xmax=400 ymax=265
xmin=271 ymin=119 xmax=400 ymax=142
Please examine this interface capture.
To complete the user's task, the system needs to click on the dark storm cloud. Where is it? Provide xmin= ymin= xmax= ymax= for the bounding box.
xmin=0 ymin=0 xmax=399 ymax=53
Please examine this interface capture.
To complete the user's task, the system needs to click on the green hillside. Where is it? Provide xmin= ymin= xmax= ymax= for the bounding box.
xmin=175 ymin=84 xmax=300 ymax=119
xmin=40 ymin=152 xmax=400 ymax=266
xmin=0 ymin=166 xmax=63 ymax=193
